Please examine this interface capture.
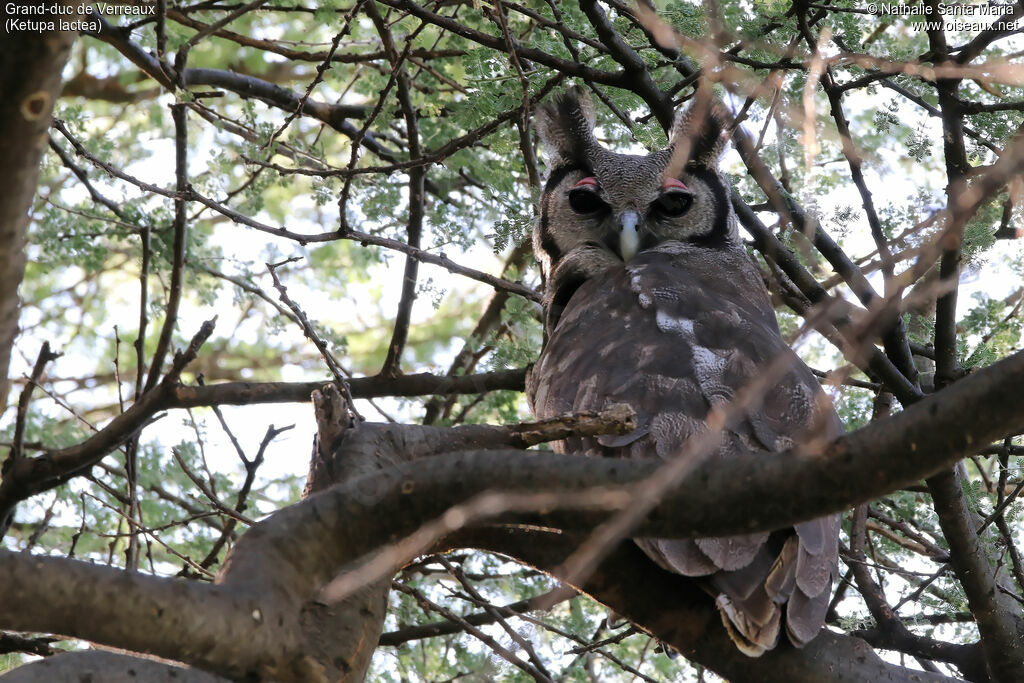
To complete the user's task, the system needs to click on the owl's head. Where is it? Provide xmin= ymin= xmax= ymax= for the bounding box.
xmin=533 ymin=87 xmax=737 ymax=283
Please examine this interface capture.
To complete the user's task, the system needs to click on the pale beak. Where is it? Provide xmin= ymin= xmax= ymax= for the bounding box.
xmin=619 ymin=210 xmax=640 ymax=262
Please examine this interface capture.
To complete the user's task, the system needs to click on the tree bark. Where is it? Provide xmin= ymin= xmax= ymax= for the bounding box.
xmin=0 ymin=5 xmax=78 ymax=414
xmin=0 ymin=650 xmax=229 ymax=683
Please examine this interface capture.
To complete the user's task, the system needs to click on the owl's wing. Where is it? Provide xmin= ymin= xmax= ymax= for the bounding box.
xmin=528 ymin=245 xmax=840 ymax=656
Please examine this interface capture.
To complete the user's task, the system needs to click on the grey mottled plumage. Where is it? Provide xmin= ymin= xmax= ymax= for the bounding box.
xmin=526 ymin=88 xmax=840 ymax=656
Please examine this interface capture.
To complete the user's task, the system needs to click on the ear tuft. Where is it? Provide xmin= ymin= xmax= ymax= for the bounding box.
xmin=534 ymin=86 xmax=598 ymax=166
xmin=668 ymin=99 xmax=730 ymax=170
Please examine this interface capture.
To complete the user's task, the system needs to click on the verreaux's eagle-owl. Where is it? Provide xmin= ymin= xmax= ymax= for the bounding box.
xmin=526 ymin=87 xmax=841 ymax=656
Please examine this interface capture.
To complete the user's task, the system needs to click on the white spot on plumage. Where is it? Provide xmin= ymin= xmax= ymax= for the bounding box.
xmin=692 ymin=344 xmax=726 ymax=367
xmin=691 ymin=345 xmax=732 ymax=406
xmin=655 ymin=310 xmax=695 ymax=336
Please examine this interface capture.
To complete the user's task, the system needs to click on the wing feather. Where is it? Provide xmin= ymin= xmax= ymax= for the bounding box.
xmin=795 ymin=521 xmax=839 ymax=598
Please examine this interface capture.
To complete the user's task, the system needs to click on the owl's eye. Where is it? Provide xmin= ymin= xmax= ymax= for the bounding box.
xmin=652 ymin=190 xmax=693 ymax=218
xmin=567 ymin=178 xmax=608 ymax=215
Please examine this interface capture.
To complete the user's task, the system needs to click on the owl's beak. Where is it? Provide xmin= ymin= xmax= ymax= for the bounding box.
xmin=619 ymin=210 xmax=641 ymax=262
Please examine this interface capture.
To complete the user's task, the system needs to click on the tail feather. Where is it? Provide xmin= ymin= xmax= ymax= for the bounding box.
xmin=635 ymin=525 xmax=836 ymax=657
xmin=795 ymin=542 xmax=833 ymax=597
xmin=636 ymin=538 xmax=718 ymax=576
xmin=785 ymin=585 xmax=831 ymax=646
xmin=794 ymin=517 xmax=828 ymax=554
xmin=715 ymin=591 xmax=781 ymax=657
xmin=764 ymin=535 xmax=799 ymax=603
xmin=695 ymin=532 xmax=768 ymax=572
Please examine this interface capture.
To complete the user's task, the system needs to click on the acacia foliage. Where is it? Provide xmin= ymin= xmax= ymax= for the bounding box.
xmin=1 ymin=1 xmax=1023 ymax=681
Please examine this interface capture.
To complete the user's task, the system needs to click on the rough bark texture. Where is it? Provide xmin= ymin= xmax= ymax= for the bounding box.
xmin=0 ymin=650 xmax=229 ymax=683
xmin=927 ymin=468 xmax=1024 ymax=682
xmin=0 ymin=7 xmax=78 ymax=413
xmin=296 ymin=387 xmax=391 ymax=681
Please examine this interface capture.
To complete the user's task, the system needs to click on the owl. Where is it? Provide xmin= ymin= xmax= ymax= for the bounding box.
xmin=526 ymin=88 xmax=841 ymax=656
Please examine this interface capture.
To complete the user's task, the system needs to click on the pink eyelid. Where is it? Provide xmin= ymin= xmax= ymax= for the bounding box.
xmin=573 ymin=176 xmax=598 ymax=189
xmin=662 ymin=178 xmax=689 ymax=190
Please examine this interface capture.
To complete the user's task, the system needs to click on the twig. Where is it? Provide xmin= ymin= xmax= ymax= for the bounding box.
xmin=377 ymin=586 xmax=570 ymax=646
xmin=392 ymin=581 xmax=554 ymax=682
xmin=170 ymin=448 xmax=255 ymax=527
xmin=504 ymin=404 xmax=636 ymax=448
xmin=266 ymin=259 xmax=362 ymax=421
xmin=142 ymin=102 xmax=189 ymax=393
xmin=9 ymin=342 xmax=61 ymax=462
xmin=440 ymin=556 xmax=554 ymax=679
xmin=369 ymin=2 xmax=426 ymax=378
xmin=196 ymin=422 xmax=292 ymax=571
xmin=0 ymin=320 xmax=216 ymax=530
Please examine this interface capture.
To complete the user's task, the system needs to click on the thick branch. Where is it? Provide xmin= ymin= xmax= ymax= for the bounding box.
xmin=0 ymin=548 xmax=306 ymax=680
xmin=927 ymin=469 xmax=1024 ymax=682
xmin=168 ymin=369 xmax=527 ymax=407
xmin=370 ymin=1 xmax=425 ymax=377
xmin=182 ymin=68 xmax=369 ymax=126
xmin=0 ymin=650 xmax=229 ymax=683
xmin=450 ymin=529 xmax=960 ymax=683
xmin=7 ymin=342 xmax=1023 ymax=679
xmin=220 ymin=345 xmax=1024 ymax=604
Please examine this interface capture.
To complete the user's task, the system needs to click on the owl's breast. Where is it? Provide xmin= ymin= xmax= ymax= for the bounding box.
xmin=529 ymin=248 xmax=835 ymax=461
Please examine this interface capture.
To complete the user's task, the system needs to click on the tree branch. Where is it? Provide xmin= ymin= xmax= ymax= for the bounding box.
xmin=168 ymin=369 xmax=527 ymax=407
xmin=220 ymin=345 xmax=1024 ymax=608
xmin=0 ymin=650 xmax=230 ymax=682
xmin=0 ymin=320 xmax=216 ymax=534
xmin=7 ymin=340 xmax=1023 ymax=679
xmin=927 ymin=469 xmax=1024 ymax=682
xmin=449 ymin=528 xmax=962 ymax=683
xmin=0 ymin=7 xmax=78 ymax=414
